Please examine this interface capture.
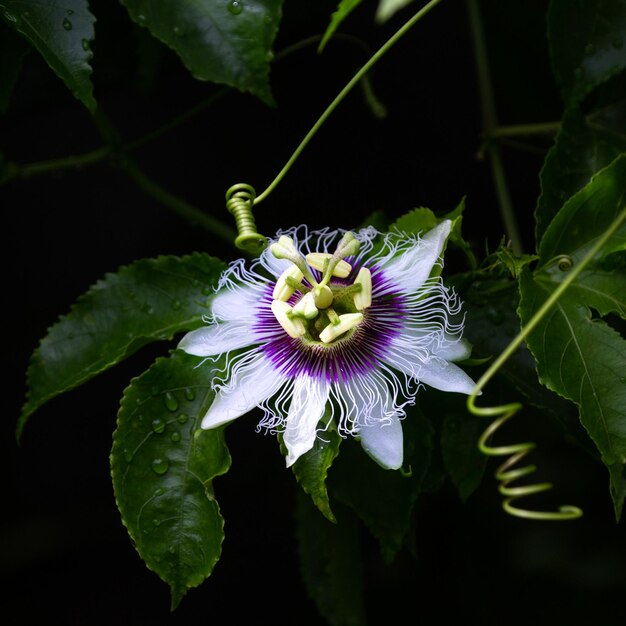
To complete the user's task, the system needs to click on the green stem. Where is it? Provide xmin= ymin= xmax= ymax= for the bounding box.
xmin=468 ymin=204 xmax=626 ymax=411
xmin=253 ymin=0 xmax=445 ymax=206
xmin=488 ymin=122 xmax=560 ymax=139
xmin=91 ymin=108 xmax=237 ymax=245
xmin=466 ymin=0 xmax=523 ymax=256
xmin=6 ymin=147 xmax=110 ymax=181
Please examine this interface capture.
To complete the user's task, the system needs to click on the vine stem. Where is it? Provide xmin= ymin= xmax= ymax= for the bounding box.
xmin=253 ymin=0 xmax=446 ymax=206
xmin=466 ymin=0 xmax=523 ymax=256
xmin=468 ymin=204 xmax=626 ymax=410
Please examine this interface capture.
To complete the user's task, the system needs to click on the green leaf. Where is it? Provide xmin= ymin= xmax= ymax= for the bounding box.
xmin=290 ymin=420 xmax=342 ymax=523
xmin=119 ymin=0 xmax=283 ymax=105
xmin=391 ymin=206 xmax=438 ymax=234
xmin=0 ymin=21 xmax=29 ymax=113
xmin=548 ymin=0 xmax=626 ymax=106
xmin=295 ymin=493 xmax=366 ymax=626
xmin=111 ymin=350 xmax=231 ymax=608
xmin=461 ymin=275 xmax=589 ymax=448
xmin=319 ymin=0 xmax=363 ymax=53
xmin=441 ymin=410 xmax=489 ymax=502
xmin=0 ymin=0 xmax=96 ymax=111
xmin=536 ymin=103 xmax=626 ymax=243
xmin=330 ymin=407 xmax=433 ymax=563
xmin=519 ymin=155 xmax=626 ymax=519
xmin=18 ymin=253 xmax=225 ymax=438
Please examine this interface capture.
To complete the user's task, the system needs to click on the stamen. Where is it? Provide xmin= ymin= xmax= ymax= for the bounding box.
xmin=353 ymin=267 xmax=372 ymax=310
xmin=273 ymin=265 xmax=304 ymax=301
xmin=271 ymin=300 xmax=306 ymax=338
xmin=334 ymin=231 xmax=360 ymax=258
xmin=313 ymin=285 xmax=334 ymax=309
xmin=319 ymin=312 xmax=364 ymax=343
xmin=306 ymin=253 xmax=352 ymax=278
xmin=292 ymin=292 xmax=318 ymax=319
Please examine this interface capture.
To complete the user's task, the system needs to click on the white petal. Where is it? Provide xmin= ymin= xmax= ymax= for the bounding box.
xmin=283 ymin=375 xmax=330 ymax=467
xmin=404 ymin=327 xmax=472 ymax=362
xmin=201 ymin=356 xmax=286 ymax=429
xmin=358 ymin=415 xmax=404 ymax=470
xmin=416 ymin=358 xmax=477 ymax=394
xmin=211 ymin=284 xmax=263 ymax=322
xmin=260 ymin=243 xmax=292 ymax=278
xmin=381 ymin=220 xmax=452 ymax=293
xmin=178 ymin=321 xmax=256 ymax=356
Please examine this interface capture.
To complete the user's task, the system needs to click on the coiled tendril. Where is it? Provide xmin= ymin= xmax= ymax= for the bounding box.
xmin=468 ymin=205 xmax=626 ymax=520
xmin=470 ymin=398 xmax=583 ymax=520
xmin=225 ymin=184 xmax=268 ymax=254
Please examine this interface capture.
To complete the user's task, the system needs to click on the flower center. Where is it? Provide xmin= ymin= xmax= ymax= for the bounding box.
xmin=269 ymin=233 xmax=372 ymax=345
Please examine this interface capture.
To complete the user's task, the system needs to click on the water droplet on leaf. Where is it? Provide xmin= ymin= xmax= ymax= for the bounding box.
xmin=184 ymin=388 xmax=196 ymax=401
xmin=172 ymin=25 xmax=182 ymax=35
xmin=154 ymin=487 xmax=165 ymax=496
xmin=3 ymin=11 xmax=17 ymax=23
xmin=172 ymin=299 xmax=182 ymax=310
xmin=164 ymin=392 xmax=179 ymax=412
xmin=177 ymin=413 xmax=190 ymax=424
xmin=66 ymin=9 xmax=74 ymax=15
xmin=151 ymin=458 xmax=169 ymax=475
xmin=123 ymin=448 xmax=133 ymax=463
xmin=137 ymin=14 xmax=146 ymax=22
xmin=152 ymin=518 xmax=161 ymax=526
xmin=228 ymin=1 xmax=244 ymax=15
xmin=170 ymin=431 xmax=181 ymax=442
xmin=152 ymin=418 xmax=165 ymax=434
xmin=81 ymin=38 xmax=90 ymax=51
xmin=62 ymin=17 xmax=72 ymax=30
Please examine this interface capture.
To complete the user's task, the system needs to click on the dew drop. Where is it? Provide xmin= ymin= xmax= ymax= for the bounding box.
xmin=62 ymin=17 xmax=72 ymax=31
xmin=228 ymin=1 xmax=244 ymax=15
xmin=152 ymin=518 xmax=161 ymax=527
xmin=171 ymin=299 xmax=182 ymax=310
xmin=170 ymin=431 xmax=181 ymax=443
xmin=184 ymin=388 xmax=196 ymax=401
xmin=164 ymin=392 xmax=179 ymax=412
xmin=172 ymin=24 xmax=182 ymax=35
xmin=123 ymin=448 xmax=133 ymax=463
xmin=66 ymin=9 xmax=74 ymax=15
xmin=613 ymin=36 xmax=624 ymax=49
xmin=168 ymin=546 xmax=176 ymax=554
xmin=177 ymin=412 xmax=190 ymax=424
xmin=81 ymin=38 xmax=90 ymax=51
xmin=137 ymin=14 xmax=146 ymax=22
xmin=151 ymin=458 xmax=169 ymax=475
xmin=151 ymin=418 xmax=166 ymax=434
xmin=142 ymin=303 xmax=154 ymax=315
xmin=154 ymin=487 xmax=165 ymax=496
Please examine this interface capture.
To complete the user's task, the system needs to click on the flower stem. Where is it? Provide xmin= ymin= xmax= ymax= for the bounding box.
xmin=466 ymin=0 xmax=523 ymax=256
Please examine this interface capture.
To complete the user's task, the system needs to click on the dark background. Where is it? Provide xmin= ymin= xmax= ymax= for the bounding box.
xmin=3 ymin=1 xmax=625 ymax=624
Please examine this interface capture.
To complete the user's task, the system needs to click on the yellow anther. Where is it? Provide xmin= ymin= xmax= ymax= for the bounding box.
xmin=272 ymin=265 xmax=304 ymax=301
xmin=313 ymin=285 xmax=334 ymax=309
xmin=319 ymin=313 xmax=364 ymax=343
xmin=292 ymin=292 xmax=318 ymax=319
xmin=270 ymin=235 xmax=299 ymax=260
xmin=306 ymin=253 xmax=352 ymax=278
xmin=271 ymin=300 xmax=306 ymax=338
xmin=353 ymin=267 xmax=372 ymax=310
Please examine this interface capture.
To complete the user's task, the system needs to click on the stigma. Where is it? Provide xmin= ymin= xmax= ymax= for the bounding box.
xmin=269 ymin=233 xmax=372 ymax=344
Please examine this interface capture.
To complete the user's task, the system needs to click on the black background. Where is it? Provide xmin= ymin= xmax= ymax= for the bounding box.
xmin=3 ymin=1 xmax=625 ymax=624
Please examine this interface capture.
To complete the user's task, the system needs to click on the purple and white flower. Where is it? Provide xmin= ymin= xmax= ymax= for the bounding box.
xmin=179 ymin=221 xmax=476 ymax=470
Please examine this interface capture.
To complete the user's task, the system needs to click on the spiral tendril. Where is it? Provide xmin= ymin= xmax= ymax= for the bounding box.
xmin=225 ymin=183 xmax=268 ymax=254
xmin=550 ymin=254 xmax=574 ymax=272
xmin=474 ymin=401 xmax=583 ymax=521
